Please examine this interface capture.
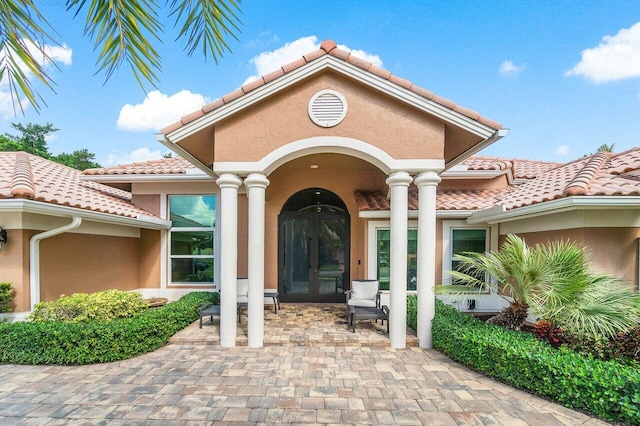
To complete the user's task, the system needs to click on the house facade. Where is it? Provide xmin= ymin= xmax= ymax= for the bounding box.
xmin=1 ymin=40 xmax=639 ymax=350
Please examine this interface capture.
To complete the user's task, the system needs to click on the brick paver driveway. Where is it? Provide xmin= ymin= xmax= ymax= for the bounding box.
xmin=0 ymin=304 xmax=610 ymax=425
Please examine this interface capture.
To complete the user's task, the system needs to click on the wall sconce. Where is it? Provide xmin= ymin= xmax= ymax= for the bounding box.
xmin=0 ymin=227 xmax=7 ymax=253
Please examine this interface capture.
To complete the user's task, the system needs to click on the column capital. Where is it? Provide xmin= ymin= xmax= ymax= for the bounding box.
xmin=244 ymin=173 xmax=270 ymax=190
xmin=386 ymin=171 xmax=413 ymax=187
xmin=414 ymin=171 xmax=441 ymax=187
xmin=216 ymin=173 xmax=242 ymax=189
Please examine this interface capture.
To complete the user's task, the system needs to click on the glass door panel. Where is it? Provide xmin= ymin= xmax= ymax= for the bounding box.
xmin=317 ymin=216 xmax=348 ymax=295
xmin=279 ymin=213 xmax=349 ymax=302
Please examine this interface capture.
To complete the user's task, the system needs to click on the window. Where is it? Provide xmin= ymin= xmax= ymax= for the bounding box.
xmin=169 ymin=195 xmax=216 ymax=284
xmin=451 ymin=229 xmax=487 ymax=285
xmin=442 ymin=221 xmax=492 ymax=286
xmin=368 ymin=221 xmax=417 ymax=291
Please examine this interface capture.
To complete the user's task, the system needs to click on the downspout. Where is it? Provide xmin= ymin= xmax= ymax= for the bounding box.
xmin=30 ymin=216 xmax=82 ymax=311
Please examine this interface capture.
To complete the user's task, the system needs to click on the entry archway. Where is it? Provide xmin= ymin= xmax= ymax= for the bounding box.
xmin=278 ymin=188 xmax=350 ymax=303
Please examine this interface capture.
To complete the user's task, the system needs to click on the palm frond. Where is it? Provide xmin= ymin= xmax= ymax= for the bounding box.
xmin=66 ymin=0 xmax=163 ymax=88
xmin=0 ymin=0 xmax=58 ymax=113
xmin=169 ymin=0 xmax=241 ymax=61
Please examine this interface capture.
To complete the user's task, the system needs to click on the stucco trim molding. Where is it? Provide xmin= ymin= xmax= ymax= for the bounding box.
xmin=467 ymin=196 xmax=640 ymax=225
xmin=213 ymin=136 xmax=445 ymax=176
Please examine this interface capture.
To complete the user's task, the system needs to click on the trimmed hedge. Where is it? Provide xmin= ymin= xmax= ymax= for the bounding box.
xmin=412 ymin=296 xmax=640 ymax=424
xmin=0 ymin=292 xmax=217 ymax=365
xmin=29 ymin=289 xmax=148 ymax=323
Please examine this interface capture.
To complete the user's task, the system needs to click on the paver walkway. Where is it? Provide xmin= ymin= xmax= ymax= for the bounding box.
xmin=171 ymin=303 xmax=418 ymax=347
xmin=0 ymin=304 xmax=610 ymax=425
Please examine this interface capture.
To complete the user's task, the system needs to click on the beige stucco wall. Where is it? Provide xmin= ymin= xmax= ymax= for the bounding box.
xmin=0 ymin=229 xmax=32 ymax=312
xmin=213 ymin=72 xmax=445 ymax=163
xmin=138 ymin=229 xmax=161 ymax=288
xmin=504 ymin=227 xmax=640 ymax=288
xmin=39 ymin=233 xmax=141 ymax=302
xmin=132 ymin=194 xmax=161 ymax=217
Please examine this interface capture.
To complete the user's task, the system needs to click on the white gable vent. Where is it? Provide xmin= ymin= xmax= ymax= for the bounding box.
xmin=308 ymin=90 xmax=347 ymax=127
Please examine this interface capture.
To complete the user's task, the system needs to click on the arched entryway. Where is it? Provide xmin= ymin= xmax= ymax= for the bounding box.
xmin=278 ymin=188 xmax=350 ymax=303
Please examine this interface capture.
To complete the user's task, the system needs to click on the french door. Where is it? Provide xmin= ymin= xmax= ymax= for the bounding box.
xmin=278 ymin=212 xmax=349 ymax=302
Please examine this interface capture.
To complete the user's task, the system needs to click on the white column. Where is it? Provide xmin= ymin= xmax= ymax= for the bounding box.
xmin=244 ymin=173 xmax=270 ymax=348
xmin=385 ymin=171 xmax=413 ymax=349
xmin=414 ymin=171 xmax=441 ymax=349
xmin=216 ymin=173 xmax=242 ymax=347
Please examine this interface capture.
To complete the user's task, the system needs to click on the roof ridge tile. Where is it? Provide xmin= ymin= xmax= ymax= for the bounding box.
xmin=563 ymin=152 xmax=610 ymax=196
xmin=11 ymin=152 xmax=35 ymax=198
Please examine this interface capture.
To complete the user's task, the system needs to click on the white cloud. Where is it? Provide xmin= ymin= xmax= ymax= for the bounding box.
xmin=170 ymin=195 xmax=215 ymax=227
xmin=0 ymin=40 xmax=72 ymax=119
xmin=555 ymin=145 xmax=570 ymax=156
xmin=566 ymin=22 xmax=640 ymax=83
xmin=117 ymin=90 xmax=210 ymax=132
xmin=243 ymin=35 xmax=383 ymax=85
xmin=499 ymin=60 xmax=526 ymax=77
xmin=104 ymin=147 xmax=165 ymax=166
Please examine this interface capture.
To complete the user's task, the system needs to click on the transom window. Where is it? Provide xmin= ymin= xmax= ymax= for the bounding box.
xmin=169 ymin=195 xmax=216 ymax=284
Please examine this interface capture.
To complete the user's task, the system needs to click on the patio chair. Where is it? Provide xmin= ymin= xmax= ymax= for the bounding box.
xmin=345 ymin=279 xmax=381 ymax=321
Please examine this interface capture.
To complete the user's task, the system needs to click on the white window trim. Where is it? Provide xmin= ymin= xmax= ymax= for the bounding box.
xmin=367 ymin=220 xmax=418 ymax=293
xmin=166 ymin=194 xmax=218 ymax=287
xmin=441 ymin=220 xmax=497 ymax=285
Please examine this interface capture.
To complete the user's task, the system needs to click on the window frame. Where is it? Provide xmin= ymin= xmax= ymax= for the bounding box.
xmin=167 ymin=194 xmax=217 ymax=286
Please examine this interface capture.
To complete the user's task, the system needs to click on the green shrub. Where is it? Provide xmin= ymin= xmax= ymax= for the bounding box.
xmin=0 ymin=292 xmax=215 ymax=365
xmin=29 ymin=290 xmax=148 ymax=323
xmin=429 ymin=298 xmax=640 ymax=424
xmin=0 ymin=283 xmax=14 ymax=313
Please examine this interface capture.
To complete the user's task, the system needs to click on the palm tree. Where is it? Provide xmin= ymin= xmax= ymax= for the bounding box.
xmin=448 ymin=234 xmax=640 ymax=339
xmin=0 ymin=1 xmax=241 ymax=114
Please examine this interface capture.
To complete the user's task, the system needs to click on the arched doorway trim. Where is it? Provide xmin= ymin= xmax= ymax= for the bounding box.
xmin=212 ymin=136 xmax=445 ymax=176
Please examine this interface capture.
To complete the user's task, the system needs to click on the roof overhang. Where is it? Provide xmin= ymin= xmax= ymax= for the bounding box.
xmin=0 ymin=199 xmax=171 ymax=230
xmin=445 ymin=128 xmax=509 ymax=171
xmin=467 ymin=196 xmax=640 ymax=225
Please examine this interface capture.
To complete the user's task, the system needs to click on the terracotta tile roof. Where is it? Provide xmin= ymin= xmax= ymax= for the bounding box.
xmin=461 ymin=156 xmax=561 ymax=179
xmin=0 ymin=152 xmax=156 ymax=219
xmin=607 ymin=147 xmax=640 ymax=175
xmin=501 ymin=151 xmax=640 ymax=209
xmin=83 ymin=156 xmax=193 ymax=175
xmin=355 ymin=188 xmax=507 ymax=212
xmin=356 ymin=149 xmax=640 ymax=213
xmin=161 ymin=39 xmax=503 ymax=135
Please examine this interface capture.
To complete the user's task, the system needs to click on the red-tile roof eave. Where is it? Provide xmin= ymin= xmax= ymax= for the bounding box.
xmin=0 ymin=152 xmax=160 ymax=220
xmin=161 ymin=39 xmax=503 ymax=136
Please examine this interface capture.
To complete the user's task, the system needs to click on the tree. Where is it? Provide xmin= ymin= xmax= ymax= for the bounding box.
xmin=55 ymin=148 xmax=101 ymax=170
xmin=4 ymin=122 xmax=57 ymax=158
xmin=0 ymin=1 xmax=242 ymax=114
xmin=1 ymin=122 xmax=101 ymax=170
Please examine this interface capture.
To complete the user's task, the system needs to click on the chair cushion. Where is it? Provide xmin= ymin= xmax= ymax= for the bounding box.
xmin=237 ymin=278 xmax=248 ymax=297
xmin=348 ymin=298 xmax=377 ymax=307
xmin=351 ymin=280 xmax=379 ymax=300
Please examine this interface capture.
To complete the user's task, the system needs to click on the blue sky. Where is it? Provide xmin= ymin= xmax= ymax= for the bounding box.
xmin=1 ymin=1 xmax=639 ymax=166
